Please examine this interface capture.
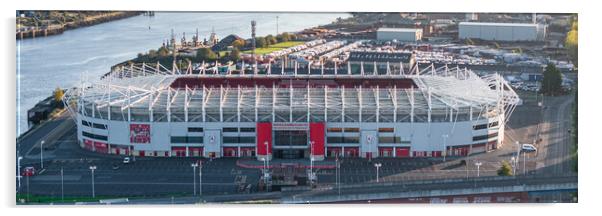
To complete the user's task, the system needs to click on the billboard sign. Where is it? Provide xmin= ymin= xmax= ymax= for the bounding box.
xmin=130 ymin=124 xmax=151 ymax=143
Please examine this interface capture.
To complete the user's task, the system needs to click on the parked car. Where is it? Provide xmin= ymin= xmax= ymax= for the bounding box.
xmin=123 ymin=157 xmax=131 ymax=164
xmin=22 ymin=166 xmax=35 ymax=177
xmin=521 ymin=144 xmax=537 ymax=152
xmin=112 ymin=164 xmax=120 ymax=170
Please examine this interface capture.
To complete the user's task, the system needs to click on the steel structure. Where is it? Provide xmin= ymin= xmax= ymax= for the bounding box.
xmin=64 ymin=61 xmax=519 ymax=160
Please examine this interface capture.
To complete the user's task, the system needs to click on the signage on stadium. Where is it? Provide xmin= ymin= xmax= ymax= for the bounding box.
xmin=272 ymin=123 xmax=309 ymax=131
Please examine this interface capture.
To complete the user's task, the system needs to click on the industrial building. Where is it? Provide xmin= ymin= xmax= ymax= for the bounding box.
xmin=64 ymin=58 xmax=519 ymax=161
xmin=376 ymin=28 xmax=423 ymax=41
xmin=458 ymin=22 xmax=547 ymax=41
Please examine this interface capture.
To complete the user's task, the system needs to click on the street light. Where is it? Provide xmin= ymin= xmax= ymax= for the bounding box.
xmin=442 ymin=134 xmax=449 ymax=162
xmin=515 ymin=141 xmax=521 ymax=175
xmin=40 ymin=140 xmax=45 ymax=169
xmin=475 ymin=161 xmax=482 ymax=177
xmin=276 ymin=16 xmax=279 ymax=35
xmin=17 ymin=156 xmax=23 ymax=190
xmin=374 ymin=163 xmax=382 ymax=183
xmin=309 ymin=140 xmax=315 ymax=180
xmin=89 ymin=165 xmax=96 ymax=198
xmin=61 ymin=167 xmax=64 ymax=202
xmin=191 ymin=163 xmax=198 ymax=196
xmin=199 ymin=161 xmax=202 ymax=197
xmin=336 ymin=156 xmax=341 ymax=198
xmin=511 ymin=157 xmax=516 ymax=176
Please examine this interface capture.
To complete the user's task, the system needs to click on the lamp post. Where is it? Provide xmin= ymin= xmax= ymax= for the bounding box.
xmin=199 ymin=161 xmax=202 ymax=197
xmin=89 ymin=165 xmax=96 ymax=198
xmin=276 ymin=16 xmax=279 ymax=35
xmin=475 ymin=161 xmax=482 ymax=177
xmin=264 ymin=141 xmax=270 ymax=192
xmin=61 ymin=167 xmax=64 ymax=202
xmin=511 ymin=157 xmax=516 ymax=176
xmin=336 ymin=156 xmax=340 ymax=198
xmin=17 ymin=156 xmax=23 ymax=191
xmin=515 ymin=141 xmax=521 ymax=175
xmin=191 ymin=163 xmax=198 ymax=196
xmin=367 ymin=137 xmax=372 ymax=162
xmin=442 ymin=134 xmax=448 ymax=162
xmin=309 ymin=140 xmax=314 ymax=180
xmin=374 ymin=163 xmax=382 ymax=183
xmin=40 ymin=140 xmax=45 ymax=169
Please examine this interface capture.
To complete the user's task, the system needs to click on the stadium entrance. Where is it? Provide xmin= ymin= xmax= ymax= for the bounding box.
xmin=273 ymin=130 xmax=308 ymax=159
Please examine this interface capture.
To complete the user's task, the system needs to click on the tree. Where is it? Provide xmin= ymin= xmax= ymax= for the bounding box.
xmin=255 ymin=36 xmax=267 ymax=48
xmin=497 ymin=161 xmax=513 ymax=176
xmin=565 ymin=15 xmax=578 ymax=66
xmin=157 ymin=46 xmax=170 ymax=57
xmin=276 ymin=32 xmax=290 ymax=43
xmin=231 ymin=39 xmax=245 ymax=49
xmin=53 ymin=87 xmax=64 ymax=103
xmin=229 ymin=48 xmax=241 ymax=62
xmin=541 ymin=63 xmax=563 ymax=96
xmin=265 ymin=35 xmax=277 ymax=45
xmin=196 ymin=48 xmax=217 ymax=61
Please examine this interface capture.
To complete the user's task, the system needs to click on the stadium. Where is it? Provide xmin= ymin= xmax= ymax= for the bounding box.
xmin=63 ymin=56 xmax=520 ymax=161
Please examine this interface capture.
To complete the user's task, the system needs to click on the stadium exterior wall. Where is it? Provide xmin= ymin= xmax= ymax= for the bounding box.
xmin=76 ymin=112 xmax=503 ymax=161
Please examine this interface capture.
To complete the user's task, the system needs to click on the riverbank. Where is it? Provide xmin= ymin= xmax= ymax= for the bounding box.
xmin=16 ymin=11 xmax=144 ymax=40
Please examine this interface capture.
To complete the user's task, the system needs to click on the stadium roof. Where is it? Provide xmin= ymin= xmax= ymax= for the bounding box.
xmin=65 ymin=63 xmax=519 ymax=123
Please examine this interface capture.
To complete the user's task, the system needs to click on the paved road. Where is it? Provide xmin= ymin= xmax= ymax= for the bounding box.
xmin=15 ymin=91 xmax=577 ymax=201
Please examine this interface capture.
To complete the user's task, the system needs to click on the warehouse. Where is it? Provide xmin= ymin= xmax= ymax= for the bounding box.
xmin=458 ymin=22 xmax=547 ymax=41
xmin=64 ymin=61 xmax=519 ymax=161
xmin=376 ymin=28 xmax=423 ymax=41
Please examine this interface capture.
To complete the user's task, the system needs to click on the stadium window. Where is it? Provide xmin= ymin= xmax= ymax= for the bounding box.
xmin=343 ymin=136 xmax=360 ymax=144
xmin=488 ymin=122 xmax=499 ymax=128
xmin=378 ymin=136 xmax=395 ymax=143
xmin=223 ymin=136 xmax=239 ymax=144
xmin=378 ymin=128 xmax=394 ymax=133
xmin=82 ymin=131 xmax=107 ymax=141
xmin=187 ymin=136 xmax=203 ymax=143
xmin=188 ymin=127 xmax=204 ymax=133
xmin=81 ymin=120 xmax=91 ymax=127
xmin=223 ymin=127 xmax=238 ymax=132
xmin=239 ymin=136 xmax=256 ymax=143
xmin=327 ymin=136 xmax=343 ymax=143
xmin=171 ymin=136 xmax=188 ymax=143
xmin=92 ymin=123 xmax=107 ymax=130
xmin=327 ymin=128 xmax=343 ymax=133
xmin=240 ymin=127 xmax=255 ymax=132
xmin=473 ymin=124 xmax=488 ymax=130
xmin=472 ymin=132 xmax=499 ymax=141
xmin=343 ymin=128 xmax=360 ymax=133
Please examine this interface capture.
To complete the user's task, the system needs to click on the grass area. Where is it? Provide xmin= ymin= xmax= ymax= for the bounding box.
xmin=16 ymin=192 xmax=191 ymax=204
xmin=242 ymin=41 xmax=304 ymax=55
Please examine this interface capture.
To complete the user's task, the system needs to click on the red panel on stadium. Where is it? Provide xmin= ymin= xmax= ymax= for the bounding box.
xmin=396 ymin=147 xmax=410 ymax=157
xmin=309 ymin=122 xmax=325 ymax=156
xmin=256 ymin=122 xmax=272 ymax=156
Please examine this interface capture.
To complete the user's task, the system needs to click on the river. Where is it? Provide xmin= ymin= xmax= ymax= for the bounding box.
xmin=16 ymin=12 xmax=350 ymax=135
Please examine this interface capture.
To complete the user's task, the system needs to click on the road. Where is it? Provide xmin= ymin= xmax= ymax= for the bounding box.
xmin=15 ymin=91 xmax=577 ymax=202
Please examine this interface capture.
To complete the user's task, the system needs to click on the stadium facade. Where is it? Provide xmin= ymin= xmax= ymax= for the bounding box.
xmin=64 ymin=59 xmax=520 ymax=161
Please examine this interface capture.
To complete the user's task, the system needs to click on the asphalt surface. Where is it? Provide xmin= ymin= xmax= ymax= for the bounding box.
xmin=15 ymin=88 xmax=577 ymax=202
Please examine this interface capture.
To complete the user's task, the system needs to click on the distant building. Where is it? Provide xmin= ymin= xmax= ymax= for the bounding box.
xmin=458 ymin=22 xmax=547 ymax=41
xmin=376 ymin=28 xmax=423 ymax=41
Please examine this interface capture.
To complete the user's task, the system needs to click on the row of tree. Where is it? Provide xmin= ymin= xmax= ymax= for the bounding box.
xmin=255 ymin=32 xmax=297 ymax=48
xmin=565 ymin=16 xmax=578 ymax=66
xmin=541 ymin=63 xmax=564 ymax=96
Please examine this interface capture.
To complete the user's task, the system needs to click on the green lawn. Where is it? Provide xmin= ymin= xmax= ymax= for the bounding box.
xmin=242 ymin=41 xmax=304 ymax=55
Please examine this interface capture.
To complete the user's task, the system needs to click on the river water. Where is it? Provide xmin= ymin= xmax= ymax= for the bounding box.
xmin=16 ymin=12 xmax=349 ymax=135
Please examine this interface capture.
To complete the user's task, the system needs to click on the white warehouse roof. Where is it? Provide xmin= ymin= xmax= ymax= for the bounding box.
xmin=459 ymin=22 xmax=539 ymax=27
xmin=377 ymin=28 xmax=422 ymax=32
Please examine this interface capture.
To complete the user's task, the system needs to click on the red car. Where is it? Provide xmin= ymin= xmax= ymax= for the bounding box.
xmin=22 ymin=166 xmax=35 ymax=177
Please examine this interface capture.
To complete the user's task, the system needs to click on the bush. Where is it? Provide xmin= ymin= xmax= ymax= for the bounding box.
xmin=196 ymin=48 xmax=218 ymax=61
xmin=497 ymin=161 xmax=513 ymax=176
